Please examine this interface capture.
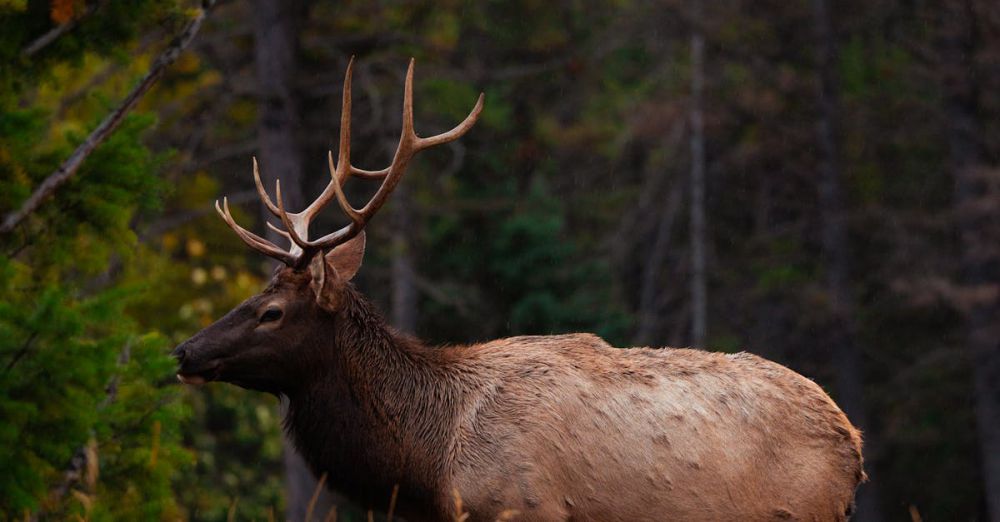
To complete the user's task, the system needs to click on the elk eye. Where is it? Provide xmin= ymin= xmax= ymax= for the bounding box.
xmin=260 ymin=307 xmax=283 ymax=323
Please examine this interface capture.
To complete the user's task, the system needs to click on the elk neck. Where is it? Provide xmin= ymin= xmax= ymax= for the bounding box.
xmin=282 ymin=284 xmax=462 ymax=509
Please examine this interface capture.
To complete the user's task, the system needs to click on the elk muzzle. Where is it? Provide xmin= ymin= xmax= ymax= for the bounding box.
xmin=171 ymin=335 xmax=224 ymax=385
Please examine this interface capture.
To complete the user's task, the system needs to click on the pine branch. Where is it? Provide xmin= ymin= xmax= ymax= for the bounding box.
xmin=32 ymin=341 xmax=132 ymax=521
xmin=4 ymin=332 xmax=38 ymax=374
xmin=0 ymin=0 xmax=218 ymax=237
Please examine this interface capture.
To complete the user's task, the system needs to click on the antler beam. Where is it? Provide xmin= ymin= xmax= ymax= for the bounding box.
xmin=216 ymin=58 xmax=484 ymax=269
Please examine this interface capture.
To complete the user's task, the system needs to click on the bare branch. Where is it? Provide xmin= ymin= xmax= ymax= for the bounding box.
xmin=4 ymin=332 xmax=38 ymax=374
xmin=21 ymin=2 xmax=102 ymax=58
xmin=1 ymin=0 xmax=218 ymax=237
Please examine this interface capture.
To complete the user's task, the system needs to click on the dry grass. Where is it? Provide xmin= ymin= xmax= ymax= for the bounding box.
xmin=292 ymin=476 xmax=520 ymax=521
xmin=304 ymin=473 xmax=328 ymax=522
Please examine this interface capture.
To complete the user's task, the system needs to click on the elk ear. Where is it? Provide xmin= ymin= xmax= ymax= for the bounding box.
xmin=325 ymin=231 xmax=365 ymax=281
xmin=309 ymin=232 xmax=365 ymax=310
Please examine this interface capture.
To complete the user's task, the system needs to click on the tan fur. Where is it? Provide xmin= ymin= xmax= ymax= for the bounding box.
xmin=437 ymin=334 xmax=864 ymax=521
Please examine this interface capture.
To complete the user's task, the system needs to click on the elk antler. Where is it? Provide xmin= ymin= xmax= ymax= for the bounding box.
xmin=216 ymin=58 xmax=485 ymax=269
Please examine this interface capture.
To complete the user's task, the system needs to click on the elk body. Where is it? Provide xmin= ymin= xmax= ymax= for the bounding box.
xmin=173 ymin=60 xmax=865 ymax=521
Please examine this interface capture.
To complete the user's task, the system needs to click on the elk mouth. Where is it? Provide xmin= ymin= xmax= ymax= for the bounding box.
xmin=176 ymin=362 xmax=221 ymax=386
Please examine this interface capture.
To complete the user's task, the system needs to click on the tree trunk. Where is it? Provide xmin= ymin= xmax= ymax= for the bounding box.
xmin=688 ymin=0 xmax=708 ymax=348
xmin=812 ymin=1 xmax=883 ymax=520
xmin=958 ymin=161 xmax=1000 ymax=522
xmin=633 ymin=120 xmax=686 ymax=347
xmin=941 ymin=2 xmax=1000 ymax=517
xmin=391 ymin=180 xmax=418 ymax=333
xmin=635 ymin=173 xmax=684 ymax=346
xmin=253 ymin=1 xmax=335 ymax=520
xmin=253 ymin=0 xmax=305 ymax=216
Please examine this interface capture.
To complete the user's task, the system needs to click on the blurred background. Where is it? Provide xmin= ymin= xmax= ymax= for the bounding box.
xmin=1 ymin=0 xmax=998 ymax=520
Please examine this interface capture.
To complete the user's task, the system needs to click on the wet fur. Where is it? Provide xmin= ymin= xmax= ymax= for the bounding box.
xmin=276 ymin=273 xmax=865 ymax=521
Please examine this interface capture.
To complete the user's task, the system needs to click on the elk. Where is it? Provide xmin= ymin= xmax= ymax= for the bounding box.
xmin=173 ymin=59 xmax=866 ymax=521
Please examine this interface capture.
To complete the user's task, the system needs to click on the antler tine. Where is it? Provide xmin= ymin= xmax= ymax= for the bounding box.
xmin=349 ymin=165 xmax=391 ymax=179
xmin=397 ymin=58 xmax=485 ymax=150
xmin=401 ymin=58 xmax=416 ymax=139
xmin=329 ymin=151 xmax=364 ymax=225
xmin=351 ymin=59 xmax=484 ymax=217
xmin=415 ymin=91 xmax=485 ymax=148
xmin=301 ymin=57 xmax=357 ymax=223
xmin=254 ymin=57 xmax=361 ymax=265
xmin=217 ymin=58 xmax=483 ymax=268
xmin=337 ymin=58 xmax=420 ymax=219
xmin=301 ymin=59 xmax=484 ymax=252
xmin=336 ymin=56 xmax=354 ymax=181
xmin=215 ymin=197 xmax=297 ymax=266
xmin=252 ymin=157 xmax=282 ymax=218
xmin=266 ymin=221 xmax=292 ymax=240
xmin=273 ymin=179 xmax=312 ymax=260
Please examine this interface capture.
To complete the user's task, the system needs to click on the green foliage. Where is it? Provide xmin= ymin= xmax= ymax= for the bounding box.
xmin=487 ymin=178 xmax=630 ymax=342
xmin=0 ymin=239 xmax=191 ymax=519
xmin=0 ymin=1 xmax=186 ymax=102
xmin=178 ymin=386 xmax=284 ymax=521
xmin=123 ymin=172 xmax=287 ymax=520
xmin=0 ymin=1 xmax=191 ymax=519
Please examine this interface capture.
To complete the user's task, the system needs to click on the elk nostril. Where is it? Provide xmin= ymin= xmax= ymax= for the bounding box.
xmin=171 ymin=345 xmax=187 ymax=363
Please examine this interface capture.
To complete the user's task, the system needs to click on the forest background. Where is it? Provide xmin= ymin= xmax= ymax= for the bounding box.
xmin=1 ymin=0 xmax=998 ymax=521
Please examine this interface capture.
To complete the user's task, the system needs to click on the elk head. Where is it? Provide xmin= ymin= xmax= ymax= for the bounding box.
xmin=172 ymin=59 xmax=483 ymax=394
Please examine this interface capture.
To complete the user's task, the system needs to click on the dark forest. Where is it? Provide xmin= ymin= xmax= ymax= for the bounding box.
xmin=1 ymin=0 xmax=998 ymax=520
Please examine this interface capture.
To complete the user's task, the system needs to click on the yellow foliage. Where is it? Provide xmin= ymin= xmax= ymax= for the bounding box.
xmin=161 ymin=232 xmax=179 ymax=251
xmin=426 ymin=11 xmax=459 ymax=51
xmin=190 ymin=267 xmax=207 ymax=285
xmin=0 ymin=0 xmax=27 ymax=13
xmin=148 ymin=420 xmax=161 ymax=468
xmin=173 ymin=52 xmax=201 ymax=74
xmin=227 ymin=99 xmax=258 ymax=127
xmin=235 ymin=270 xmax=255 ymax=291
xmin=70 ymin=490 xmax=91 ymax=519
xmin=211 ymin=265 xmax=227 ymax=281
xmin=186 ymin=238 xmax=205 ymax=257
xmin=84 ymin=437 xmax=98 ymax=492
xmin=51 ymin=119 xmax=85 ymax=143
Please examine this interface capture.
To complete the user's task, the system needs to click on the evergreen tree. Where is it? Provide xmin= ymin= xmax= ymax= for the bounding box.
xmin=0 ymin=1 xmax=196 ymax=518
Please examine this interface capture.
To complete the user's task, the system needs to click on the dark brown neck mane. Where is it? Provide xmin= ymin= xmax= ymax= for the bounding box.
xmin=283 ymin=285 xmax=461 ymax=513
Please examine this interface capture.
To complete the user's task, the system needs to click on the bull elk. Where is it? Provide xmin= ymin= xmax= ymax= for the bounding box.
xmin=173 ymin=59 xmax=866 ymax=521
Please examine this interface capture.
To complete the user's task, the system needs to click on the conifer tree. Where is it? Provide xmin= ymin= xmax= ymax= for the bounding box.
xmin=0 ymin=1 xmax=199 ymax=518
